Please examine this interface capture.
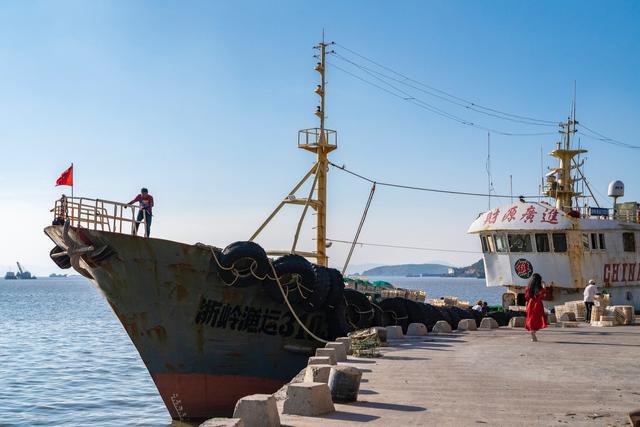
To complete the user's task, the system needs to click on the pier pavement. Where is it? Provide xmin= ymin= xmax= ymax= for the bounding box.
xmin=279 ymin=324 xmax=640 ymax=426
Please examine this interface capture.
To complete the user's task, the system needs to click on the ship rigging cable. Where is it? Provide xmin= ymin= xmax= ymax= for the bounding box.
xmin=331 ymin=42 xmax=638 ymax=149
xmin=327 ymin=61 xmax=557 ymax=137
xmin=328 ymin=161 xmax=537 ymax=199
xmin=327 ymin=239 xmax=481 ymax=254
xmin=333 ymin=42 xmax=559 ymax=125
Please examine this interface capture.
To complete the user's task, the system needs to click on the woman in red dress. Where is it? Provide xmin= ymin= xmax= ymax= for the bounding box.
xmin=525 ymin=273 xmax=548 ymax=342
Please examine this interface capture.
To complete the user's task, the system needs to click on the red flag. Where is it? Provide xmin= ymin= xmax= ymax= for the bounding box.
xmin=55 ymin=165 xmax=73 ymax=187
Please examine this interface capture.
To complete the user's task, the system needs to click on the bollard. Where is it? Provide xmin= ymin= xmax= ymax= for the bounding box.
xmin=324 ymin=342 xmax=347 ymax=362
xmin=315 ymin=348 xmax=337 ymax=365
xmin=406 ymin=322 xmax=428 ymax=336
xmin=432 ymin=320 xmax=452 ymax=334
xmin=508 ymin=316 xmax=526 ymax=328
xmin=328 ymin=366 xmax=362 ymax=403
xmin=303 ymin=364 xmax=332 ymax=383
xmin=372 ymin=326 xmax=388 ymax=342
xmin=385 ymin=325 xmax=403 ymax=339
xmin=308 ymin=356 xmax=334 ymax=366
xmin=232 ymin=394 xmax=280 ymax=427
xmin=479 ymin=317 xmax=499 ymax=330
xmin=282 ymin=382 xmax=335 ymax=416
xmin=457 ymin=318 xmax=477 ymax=331
xmin=336 ymin=337 xmax=352 ymax=355
xmin=200 ymin=418 xmax=245 ymax=427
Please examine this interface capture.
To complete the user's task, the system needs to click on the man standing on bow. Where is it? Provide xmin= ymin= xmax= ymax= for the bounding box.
xmin=128 ymin=187 xmax=154 ymax=237
xmin=583 ymin=279 xmax=598 ymax=322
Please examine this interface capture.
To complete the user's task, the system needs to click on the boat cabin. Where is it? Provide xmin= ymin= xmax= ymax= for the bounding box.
xmin=468 ymin=201 xmax=640 ymax=310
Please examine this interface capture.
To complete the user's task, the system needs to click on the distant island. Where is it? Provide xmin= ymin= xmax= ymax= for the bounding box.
xmin=362 ymin=259 xmax=485 ymax=278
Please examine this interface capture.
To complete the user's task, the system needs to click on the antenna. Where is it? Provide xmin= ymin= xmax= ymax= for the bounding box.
xmin=486 ymin=132 xmax=493 ymax=209
xmin=510 ymin=175 xmax=513 ymax=204
xmin=540 ymin=145 xmax=543 ymax=200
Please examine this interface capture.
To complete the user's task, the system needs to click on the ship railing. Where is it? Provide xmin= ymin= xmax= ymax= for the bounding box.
xmin=51 ymin=196 xmax=148 ymax=236
xmin=577 ymin=206 xmax=640 ymax=223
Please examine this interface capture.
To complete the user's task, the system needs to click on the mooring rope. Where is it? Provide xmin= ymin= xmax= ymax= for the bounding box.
xmin=203 ymin=243 xmax=329 ymax=344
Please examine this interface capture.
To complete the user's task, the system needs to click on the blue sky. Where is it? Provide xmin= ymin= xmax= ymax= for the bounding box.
xmin=1 ymin=1 xmax=638 ymax=275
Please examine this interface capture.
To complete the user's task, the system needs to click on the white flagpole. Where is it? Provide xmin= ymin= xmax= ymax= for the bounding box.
xmin=71 ymin=162 xmax=74 ymax=199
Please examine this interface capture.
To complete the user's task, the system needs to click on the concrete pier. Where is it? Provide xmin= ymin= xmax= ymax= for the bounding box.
xmin=278 ymin=325 xmax=640 ymax=426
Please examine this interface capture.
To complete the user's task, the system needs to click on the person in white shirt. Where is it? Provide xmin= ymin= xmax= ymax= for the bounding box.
xmin=583 ymin=279 xmax=598 ymax=322
xmin=472 ymin=300 xmax=483 ymax=312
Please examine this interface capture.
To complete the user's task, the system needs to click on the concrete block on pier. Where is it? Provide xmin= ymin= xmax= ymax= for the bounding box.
xmin=308 ymin=356 xmax=334 ymax=366
xmin=336 ymin=337 xmax=352 ymax=355
xmin=385 ymin=325 xmax=403 ymax=339
xmin=479 ymin=317 xmax=499 ymax=330
xmin=432 ymin=320 xmax=452 ymax=334
xmin=315 ymin=348 xmax=337 ymax=365
xmin=282 ymin=382 xmax=335 ymax=416
xmin=372 ymin=326 xmax=388 ymax=342
xmin=509 ymin=316 xmax=526 ymax=328
xmin=324 ymin=342 xmax=347 ymax=362
xmin=232 ymin=394 xmax=280 ymax=427
xmin=328 ymin=366 xmax=362 ymax=403
xmin=457 ymin=319 xmax=477 ymax=331
xmin=200 ymin=418 xmax=245 ymax=427
xmin=406 ymin=322 xmax=428 ymax=336
xmin=304 ymin=364 xmax=332 ymax=383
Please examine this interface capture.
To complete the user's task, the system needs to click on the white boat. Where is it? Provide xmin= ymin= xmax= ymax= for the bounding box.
xmin=468 ymin=116 xmax=640 ymax=311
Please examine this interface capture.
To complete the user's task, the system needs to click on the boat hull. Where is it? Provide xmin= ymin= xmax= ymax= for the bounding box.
xmin=44 ymin=225 xmax=329 ymax=420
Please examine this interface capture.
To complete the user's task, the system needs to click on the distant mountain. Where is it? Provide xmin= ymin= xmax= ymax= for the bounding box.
xmin=360 ymin=259 xmax=485 ymax=278
xmin=450 ymin=259 xmax=485 ymax=278
xmin=362 ymin=263 xmax=451 ymax=277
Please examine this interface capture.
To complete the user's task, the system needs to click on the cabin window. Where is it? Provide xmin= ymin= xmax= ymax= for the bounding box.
xmin=535 ymin=233 xmax=550 ymax=252
xmin=552 ymin=233 xmax=567 ymax=252
xmin=508 ymin=234 xmax=532 ymax=252
xmin=590 ymin=233 xmax=598 ymax=250
xmin=599 ymin=233 xmax=606 ymax=250
xmin=623 ymin=233 xmax=636 ymax=252
xmin=582 ymin=233 xmax=590 ymax=251
xmin=480 ymin=235 xmax=490 ymax=253
xmin=495 ymin=234 xmax=508 ymax=253
xmin=486 ymin=235 xmax=496 ymax=252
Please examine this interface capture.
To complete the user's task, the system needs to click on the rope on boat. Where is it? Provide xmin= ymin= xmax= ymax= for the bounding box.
xmin=267 ymin=258 xmax=329 ymax=344
xmin=208 ymin=246 xmax=274 ymax=286
xmin=205 ymin=244 xmax=328 ymax=344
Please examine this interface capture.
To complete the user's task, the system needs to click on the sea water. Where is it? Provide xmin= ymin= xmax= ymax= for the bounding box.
xmin=0 ymin=275 xmax=502 ymax=426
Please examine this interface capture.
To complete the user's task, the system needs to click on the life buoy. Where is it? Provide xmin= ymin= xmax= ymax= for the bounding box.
xmin=326 ymin=300 xmax=352 ymax=339
xmin=402 ymin=299 xmax=428 ymax=328
xmin=267 ymin=254 xmax=315 ymax=305
xmin=325 ymin=268 xmax=346 ymax=309
xmin=420 ymin=303 xmax=445 ymax=331
xmin=343 ymin=288 xmax=374 ymax=330
xmin=379 ymin=297 xmax=409 ymax=332
xmin=303 ymin=264 xmax=331 ymax=312
xmin=219 ymin=241 xmax=269 ymax=287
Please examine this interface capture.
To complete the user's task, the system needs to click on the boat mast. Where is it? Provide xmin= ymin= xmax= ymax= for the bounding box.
xmin=250 ymin=38 xmax=336 ymax=267
xmin=545 ymin=106 xmax=586 ymax=212
xmin=314 ymin=40 xmax=331 ymax=266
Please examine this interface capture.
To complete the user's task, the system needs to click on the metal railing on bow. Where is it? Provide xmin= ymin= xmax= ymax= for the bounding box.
xmin=51 ymin=196 xmax=149 ymax=236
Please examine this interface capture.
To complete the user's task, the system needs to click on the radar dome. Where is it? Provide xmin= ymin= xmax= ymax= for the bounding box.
xmin=608 ymin=180 xmax=624 ymax=198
